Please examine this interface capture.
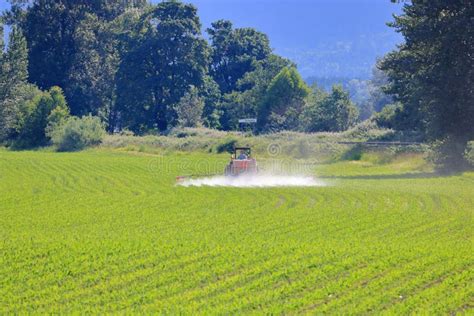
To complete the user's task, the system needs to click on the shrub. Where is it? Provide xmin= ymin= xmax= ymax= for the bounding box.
xmin=215 ymin=138 xmax=238 ymax=153
xmin=51 ymin=115 xmax=105 ymax=152
xmin=340 ymin=144 xmax=363 ymax=161
xmin=167 ymin=128 xmax=198 ymax=138
xmin=343 ymin=119 xmax=394 ymax=141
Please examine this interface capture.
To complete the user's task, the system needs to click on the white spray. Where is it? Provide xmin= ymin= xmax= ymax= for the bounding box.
xmin=178 ymin=174 xmax=325 ymax=188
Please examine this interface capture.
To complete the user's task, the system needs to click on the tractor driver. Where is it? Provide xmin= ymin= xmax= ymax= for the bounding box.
xmin=238 ymin=150 xmax=248 ymax=160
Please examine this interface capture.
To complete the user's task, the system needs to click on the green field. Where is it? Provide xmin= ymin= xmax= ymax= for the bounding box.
xmin=1 ymin=149 xmax=473 ymax=313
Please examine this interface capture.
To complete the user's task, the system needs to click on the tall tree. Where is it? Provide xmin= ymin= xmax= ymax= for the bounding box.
xmin=175 ymin=86 xmax=204 ymax=128
xmin=219 ymin=54 xmax=294 ymax=130
xmin=2 ymin=25 xmax=28 ymax=93
xmin=115 ymin=1 xmax=209 ymax=133
xmin=66 ymin=13 xmax=120 ymax=122
xmin=200 ymin=75 xmax=222 ymax=129
xmin=380 ymin=0 xmax=474 ymax=165
xmin=0 ymin=25 xmax=29 ymax=141
xmin=0 ymin=21 xmax=6 ymax=100
xmin=23 ymin=1 xmax=84 ymax=90
xmin=18 ymin=0 xmax=146 ymax=113
xmin=302 ymin=85 xmax=359 ymax=132
xmin=257 ymin=67 xmax=310 ymax=132
xmin=207 ymin=20 xmax=271 ymax=94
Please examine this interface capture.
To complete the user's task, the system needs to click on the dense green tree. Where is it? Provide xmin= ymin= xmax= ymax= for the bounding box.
xmin=0 ymin=25 xmax=28 ymax=97
xmin=3 ymin=0 xmax=364 ymax=137
xmin=372 ymin=102 xmax=403 ymax=130
xmin=0 ymin=25 xmax=29 ymax=141
xmin=207 ymin=20 xmax=271 ymax=94
xmin=303 ymin=85 xmax=359 ymax=132
xmin=175 ymin=86 xmax=204 ymax=128
xmin=21 ymin=1 xmax=82 ymax=90
xmin=115 ymin=1 xmax=209 ymax=133
xmin=16 ymin=86 xmax=69 ymax=148
xmin=0 ymin=22 xmax=7 ymax=106
xmin=0 ymin=22 xmax=5 ymax=101
xmin=300 ymin=84 xmax=328 ymax=131
xmin=16 ymin=0 xmax=146 ymax=114
xmin=66 ymin=13 xmax=120 ymax=122
xmin=257 ymin=67 xmax=310 ymax=132
xmin=200 ymin=75 xmax=222 ymax=129
xmin=45 ymin=88 xmax=70 ymax=137
xmin=219 ymin=54 xmax=294 ymax=130
xmin=380 ymin=0 xmax=474 ymax=166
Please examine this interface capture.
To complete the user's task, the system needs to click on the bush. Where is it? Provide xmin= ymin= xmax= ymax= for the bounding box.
xmin=215 ymin=138 xmax=238 ymax=153
xmin=51 ymin=115 xmax=105 ymax=152
xmin=340 ymin=144 xmax=363 ymax=161
xmin=167 ymin=128 xmax=198 ymax=138
xmin=343 ymin=119 xmax=392 ymax=141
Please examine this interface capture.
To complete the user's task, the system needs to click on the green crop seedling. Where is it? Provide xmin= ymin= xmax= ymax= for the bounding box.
xmin=0 ymin=149 xmax=472 ymax=313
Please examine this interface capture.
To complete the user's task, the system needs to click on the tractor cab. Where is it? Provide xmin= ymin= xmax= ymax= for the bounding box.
xmin=225 ymin=147 xmax=258 ymax=176
xmin=234 ymin=147 xmax=251 ymax=160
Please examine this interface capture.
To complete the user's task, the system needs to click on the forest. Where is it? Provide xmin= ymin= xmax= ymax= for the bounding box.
xmin=0 ymin=0 xmax=473 ymax=168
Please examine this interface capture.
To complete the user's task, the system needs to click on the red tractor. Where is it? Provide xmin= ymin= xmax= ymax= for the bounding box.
xmin=224 ymin=147 xmax=258 ymax=177
xmin=176 ymin=146 xmax=258 ymax=183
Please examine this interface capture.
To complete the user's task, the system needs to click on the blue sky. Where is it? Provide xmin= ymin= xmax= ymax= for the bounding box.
xmin=1 ymin=0 xmax=404 ymax=78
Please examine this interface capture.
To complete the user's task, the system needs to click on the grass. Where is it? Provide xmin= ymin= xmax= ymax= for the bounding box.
xmin=101 ymin=124 xmax=424 ymax=162
xmin=0 ymin=148 xmax=473 ymax=313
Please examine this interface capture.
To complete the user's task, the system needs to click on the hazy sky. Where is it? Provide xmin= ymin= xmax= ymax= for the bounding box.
xmin=1 ymin=0 xmax=405 ymax=78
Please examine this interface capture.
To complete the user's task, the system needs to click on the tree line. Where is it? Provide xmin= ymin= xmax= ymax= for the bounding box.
xmin=0 ymin=0 xmax=358 ymax=144
xmin=0 ymin=0 xmax=472 ymax=167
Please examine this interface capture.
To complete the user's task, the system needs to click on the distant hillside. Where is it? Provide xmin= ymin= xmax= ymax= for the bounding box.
xmin=282 ymin=31 xmax=402 ymax=79
xmin=305 ymin=76 xmax=371 ymax=107
xmin=305 ymin=76 xmax=356 ymax=91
